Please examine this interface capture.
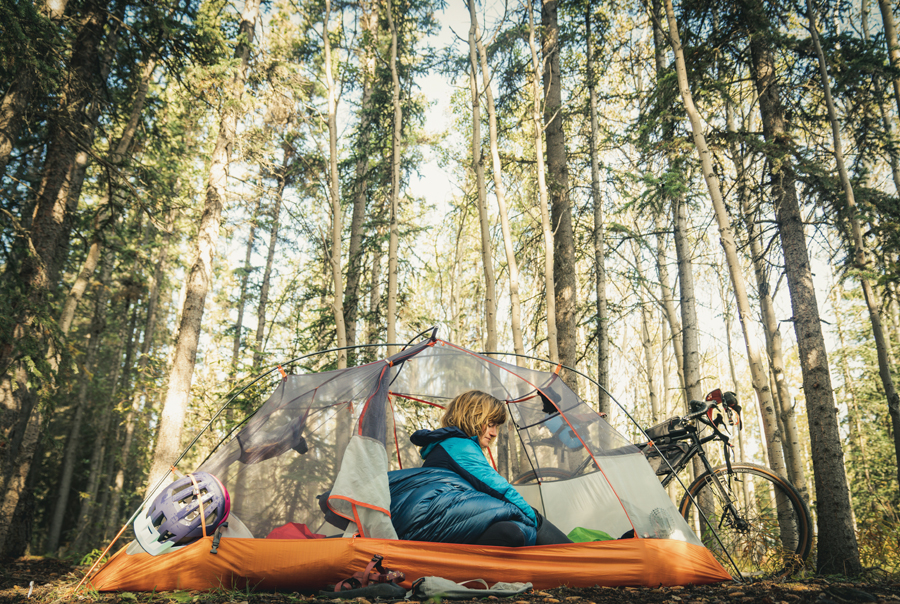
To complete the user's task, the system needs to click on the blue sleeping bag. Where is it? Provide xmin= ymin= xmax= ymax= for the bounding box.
xmin=387 ymin=427 xmax=537 ymax=545
xmin=387 ymin=467 xmax=537 ymax=544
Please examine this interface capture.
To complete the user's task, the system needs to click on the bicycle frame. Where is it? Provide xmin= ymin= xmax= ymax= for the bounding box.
xmin=641 ymin=419 xmax=749 ymax=534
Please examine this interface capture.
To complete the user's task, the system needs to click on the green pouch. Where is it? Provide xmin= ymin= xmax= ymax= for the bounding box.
xmin=567 ymin=527 xmax=614 ymax=542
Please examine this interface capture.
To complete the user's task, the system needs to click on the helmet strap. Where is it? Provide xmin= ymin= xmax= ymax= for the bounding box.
xmin=187 ymin=473 xmax=208 ymax=538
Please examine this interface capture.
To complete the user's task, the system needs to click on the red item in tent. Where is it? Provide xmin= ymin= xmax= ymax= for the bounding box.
xmin=266 ymin=523 xmax=326 ymax=540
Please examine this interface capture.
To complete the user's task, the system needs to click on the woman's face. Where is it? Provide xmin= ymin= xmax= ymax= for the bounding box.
xmin=478 ymin=422 xmax=500 ymax=449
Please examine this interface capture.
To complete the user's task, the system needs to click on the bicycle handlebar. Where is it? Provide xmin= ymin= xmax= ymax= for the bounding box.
xmin=685 ymin=399 xmax=714 ymax=421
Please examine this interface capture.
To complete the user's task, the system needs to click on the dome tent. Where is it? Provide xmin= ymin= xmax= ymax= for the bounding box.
xmin=91 ymin=335 xmax=730 ymax=591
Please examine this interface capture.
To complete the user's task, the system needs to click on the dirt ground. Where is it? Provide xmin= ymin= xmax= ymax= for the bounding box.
xmin=2 ymin=556 xmax=899 ymax=604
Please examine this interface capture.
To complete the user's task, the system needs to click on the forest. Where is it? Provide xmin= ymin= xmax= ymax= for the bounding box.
xmin=0 ymin=0 xmax=899 ymax=579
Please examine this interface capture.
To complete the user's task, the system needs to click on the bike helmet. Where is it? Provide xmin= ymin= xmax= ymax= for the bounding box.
xmin=134 ymin=471 xmax=230 ymax=556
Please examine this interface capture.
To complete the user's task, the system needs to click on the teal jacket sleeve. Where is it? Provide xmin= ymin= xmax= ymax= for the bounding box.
xmin=431 ymin=436 xmax=537 ymax=525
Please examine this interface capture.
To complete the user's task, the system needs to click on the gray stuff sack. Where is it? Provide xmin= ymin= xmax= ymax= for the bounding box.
xmin=407 ymin=576 xmax=532 ymax=600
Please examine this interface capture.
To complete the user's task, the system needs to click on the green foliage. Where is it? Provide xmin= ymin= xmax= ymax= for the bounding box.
xmin=79 ymin=548 xmax=109 ymax=566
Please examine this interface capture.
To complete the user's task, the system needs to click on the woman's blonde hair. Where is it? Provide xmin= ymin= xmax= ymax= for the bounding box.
xmin=441 ymin=390 xmax=506 ymax=438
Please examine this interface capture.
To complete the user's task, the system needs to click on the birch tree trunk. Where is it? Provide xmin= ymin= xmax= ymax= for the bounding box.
xmin=807 ymin=0 xmax=900 ymax=493
xmin=324 ymin=0 xmax=348 ymax=370
xmin=466 ymin=0 xmax=498 ymax=355
xmin=145 ymin=0 xmax=261 ymax=491
xmin=725 ymin=102 xmax=808 ymax=501
xmin=586 ymin=8 xmax=609 ymax=413
xmin=541 ymin=0 xmax=577 ymax=387
xmin=663 ymin=0 xmax=789 ymax=484
xmin=475 ymin=14 xmax=524 ymax=358
xmin=386 ymin=0 xmax=402 ymax=355
xmin=743 ymin=0 xmax=861 ymax=572
xmin=527 ymin=0 xmax=558 ymax=362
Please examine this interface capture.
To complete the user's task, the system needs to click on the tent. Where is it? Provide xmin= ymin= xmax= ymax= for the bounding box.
xmin=91 ymin=336 xmax=731 ymax=591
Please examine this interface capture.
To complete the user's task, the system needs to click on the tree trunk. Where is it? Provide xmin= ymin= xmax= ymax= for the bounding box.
xmin=386 ymin=0 xmax=402 ymax=355
xmin=231 ymin=198 xmax=261 ymax=383
xmin=586 ymin=8 xmax=609 ymax=414
xmin=654 ymin=215 xmax=687 ymax=408
xmin=527 ymin=0 xmax=559 ymax=362
xmin=807 ymin=0 xmax=900 ymax=495
xmin=0 ymin=0 xmax=108 ymax=376
xmin=877 ymin=0 xmax=900 ymax=118
xmin=745 ymin=0 xmax=861 ymax=571
xmin=0 ymin=3 xmax=114 ymax=552
xmin=541 ymin=0 xmax=577 ymax=388
xmin=76 ymin=211 xmax=170 ymax=551
xmin=368 ymin=223 xmax=385 ymax=353
xmin=346 ymin=4 xmax=376 ymax=356
xmin=0 ymin=365 xmax=38 ymax=554
xmin=725 ymin=101 xmax=808 ymax=500
xmin=45 ymin=254 xmax=114 ymax=553
xmin=650 ymin=2 xmax=687 ymax=413
xmin=718 ymin=269 xmax=751 ymax=509
xmin=466 ymin=0 xmax=498 ymax=355
xmin=0 ymin=71 xmax=35 ymax=180
xmin=145 ymin=0 xmax=261 ymax=491
xmin=254 ymin=152 xmax=289 ymax=369
xmin=663 ymin=0 xmax=790 ymax=485
xmin=833 ymin=286 xmax=899 ymax=522
xmin=0 ymin=0 xmax=71 ymax=178
xmin=634 ymin=239 xmax=659 ymax=422
xmin=103 ymin=298 xmax=140 ymax=541
xmin=475 ymin=13 xmax=523 ymax=358
xmin=890 ymin=281 xmax=900 ymax=356
xmin=324 ymin=0 xmax=348 ymax=370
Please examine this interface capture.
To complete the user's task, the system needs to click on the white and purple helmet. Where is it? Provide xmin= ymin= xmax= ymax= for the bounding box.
xmin=134 ymin=472 xmax=230 ymax=556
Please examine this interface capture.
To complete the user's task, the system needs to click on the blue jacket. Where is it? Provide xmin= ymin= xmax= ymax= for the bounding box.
xmin=387 ymin=427 xmax=537 ymax=545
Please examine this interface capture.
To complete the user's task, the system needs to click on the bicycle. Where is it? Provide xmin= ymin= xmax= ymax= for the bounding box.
xmin=511 ymin=388 xmax=813 ymax=579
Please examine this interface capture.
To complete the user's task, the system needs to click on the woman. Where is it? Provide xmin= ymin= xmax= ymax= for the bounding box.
xmin=388 ymin=390 xmax=572 ymax=547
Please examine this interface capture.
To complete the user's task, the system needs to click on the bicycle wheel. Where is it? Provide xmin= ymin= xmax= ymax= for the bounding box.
xmin=679 ymin=462 xmax=813 ymax=578
xmin=510 ymin=467 xmax=575 ymax=485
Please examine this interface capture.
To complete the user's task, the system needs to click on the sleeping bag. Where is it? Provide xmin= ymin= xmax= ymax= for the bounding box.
xmin=387 ymin=427 xmax=537 ymax=545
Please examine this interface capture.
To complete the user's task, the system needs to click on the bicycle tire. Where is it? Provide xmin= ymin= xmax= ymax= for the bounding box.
xmin=679 ymin=462 xmax=813 ymax=578
xmin=510 ymin=467 xmax=575 ymax=485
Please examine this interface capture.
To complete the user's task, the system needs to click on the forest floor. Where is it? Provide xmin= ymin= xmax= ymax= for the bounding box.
xmin=1 ymin=556 xmax=899 ymax=604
